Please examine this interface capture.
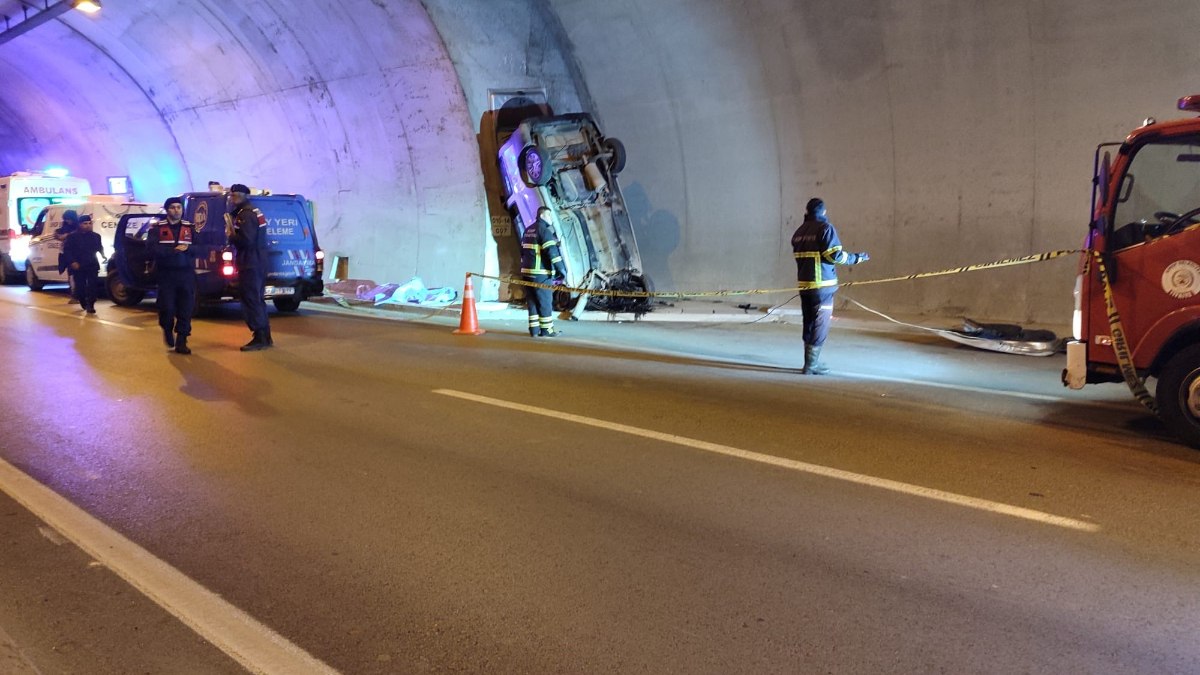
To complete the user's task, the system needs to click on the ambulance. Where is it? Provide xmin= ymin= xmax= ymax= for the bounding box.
xmin=0 ymin=172 xmax=92 ymax=283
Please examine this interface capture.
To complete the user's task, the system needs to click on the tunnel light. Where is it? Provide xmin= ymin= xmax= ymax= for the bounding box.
xmin=44 ymin=166 xmax=70 ymax=178
xmin=72 ymin=0 xmax=101 ymax=13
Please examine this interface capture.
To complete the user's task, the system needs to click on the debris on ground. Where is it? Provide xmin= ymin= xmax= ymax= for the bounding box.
xmin=939 ymin=318 xmax=1065 ymax=357
xmin=324 ymin=277 xmax=458 ymax=308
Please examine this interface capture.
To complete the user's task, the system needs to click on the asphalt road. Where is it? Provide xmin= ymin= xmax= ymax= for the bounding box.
xmin=0 ymin=285 xmax=1198 ymax=674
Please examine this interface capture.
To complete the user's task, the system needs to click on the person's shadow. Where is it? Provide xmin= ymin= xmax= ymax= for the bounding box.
xmin=623 ymin=182 xmax=680 ymax=290
xmin=168 ymin=352 xmax=277 ymax=418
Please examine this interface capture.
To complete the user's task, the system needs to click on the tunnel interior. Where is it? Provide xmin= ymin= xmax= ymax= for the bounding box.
xmin=2 ymin=0 xmax=1198 ymax=323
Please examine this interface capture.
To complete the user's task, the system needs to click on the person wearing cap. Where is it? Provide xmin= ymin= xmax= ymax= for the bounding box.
xmin=791 ymin=197 xmax=870 ymax=374
xmin=55 ymin=209 xmax=81 ymax=305
xmin=61 ymin=214 xmax=106 ymax=314
xmin=150 ymin=197 xmax=198 ymax=354
xmin=520 ymin=206 xmax=568 ymax=337
xmin=226 ymin=183 xmax=272 ymax=351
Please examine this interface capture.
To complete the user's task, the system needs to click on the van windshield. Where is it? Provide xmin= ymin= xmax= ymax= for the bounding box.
xmin=18 ymin=197 xmax=81 ymax=234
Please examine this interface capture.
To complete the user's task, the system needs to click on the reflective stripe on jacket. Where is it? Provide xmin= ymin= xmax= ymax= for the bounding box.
xmin=520 ymin=219 xmax=567 ymax=277
xmin=792 ymin=215 xmax=854 ymax=290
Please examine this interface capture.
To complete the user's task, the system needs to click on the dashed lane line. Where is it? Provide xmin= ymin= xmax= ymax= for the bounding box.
xmin=0 ymin=458 xmax=340 ymax=675
xmin=433 ymin=389 xmax=1102 ymax=533
xmin=26 ymin=305 xmax=143 ymax=331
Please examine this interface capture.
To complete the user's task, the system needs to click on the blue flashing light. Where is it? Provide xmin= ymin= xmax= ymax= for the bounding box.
xmin=44 ymin=166 xmax=70 ymax=178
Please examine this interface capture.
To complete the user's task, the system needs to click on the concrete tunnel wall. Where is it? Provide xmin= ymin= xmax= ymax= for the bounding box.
xmin=1 ymin=0 xmax=1198 ymax=323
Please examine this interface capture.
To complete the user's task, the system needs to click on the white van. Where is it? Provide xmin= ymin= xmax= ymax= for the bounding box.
xmin=25 ymin=198 xmax=155 ymax=291
xmin=0 ymin=172 xmax=92 ymax=284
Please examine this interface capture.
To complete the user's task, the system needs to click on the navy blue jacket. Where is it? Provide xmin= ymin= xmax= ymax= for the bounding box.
xmin=791 ymin=215 xmax=864 ymax=290
xmin=62 ymin=230 xmax=104 ymax=271
xmin=150 ymin=219 xmax=197 ymax=272
xmin=229 ymin=202 xmax=268 ymax=269
xmin=520 ymin=219 xmax=567 ymax=278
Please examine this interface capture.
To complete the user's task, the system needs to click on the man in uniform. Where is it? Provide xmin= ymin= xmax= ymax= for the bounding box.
xmin=61 ymin=214 xmax=105 ymax=315
xmin=791 ymin=198 xmax=869 ymax=374
xmin=226 ymin=183 xmax=272 ymax=351
xmin=55 ymin=210 xmax=81 ymax=305
xmin=520 ymin=206 xmax=567 ymax=338
xmin=151 ymin=197 xmax=197 ymax=354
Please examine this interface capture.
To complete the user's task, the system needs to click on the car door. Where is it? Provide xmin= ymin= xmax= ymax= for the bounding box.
xmin=115 ymin=214 xmax=157 ymax=288
xmin=28 ymin=210 xmax=66 ymax=283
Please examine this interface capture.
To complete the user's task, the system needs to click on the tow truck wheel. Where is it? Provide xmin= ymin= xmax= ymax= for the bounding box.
xmin=25 ymin=264 xmax=43 ymax=291
xmin=1156 ymin=344 xmax=1200 ymax=449
xmin=105 ymin=270 xmax=143 ymax=307
xmin=273 ymin=296 xmax=301 ymax=312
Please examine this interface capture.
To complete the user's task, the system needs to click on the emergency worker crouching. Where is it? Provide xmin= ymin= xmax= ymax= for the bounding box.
xmin=520 ymin=206 xmax=567 ymax=338
xmin=791 ymin=198 xmax=869 ymax=374
xmin=151 ymin=197 xmax=198 ymax=354
xmin=226 ymin=183 xmax=272 ymax=351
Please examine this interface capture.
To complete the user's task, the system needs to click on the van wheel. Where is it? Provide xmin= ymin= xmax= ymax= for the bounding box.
xmin=273 ymin=296 xmax=301 ymax=312
xmin=106 ymin=271 xmax=143 ymax=307
xmin=603 ymin=137 xmax=627 ymax=175
xmin=26 ymin=264 xmax=43 ymax=291
xmin=1156 ymin=344 xmax=1200 ymax=449
xmin=519 ymin=145 xmax=552 ymax=187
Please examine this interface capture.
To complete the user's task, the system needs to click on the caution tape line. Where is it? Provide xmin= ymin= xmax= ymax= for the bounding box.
xmin=1091 ymin=251 xmax=1158 ymax=414
xmin=469 ymin=248 xmax=1081 ymax=300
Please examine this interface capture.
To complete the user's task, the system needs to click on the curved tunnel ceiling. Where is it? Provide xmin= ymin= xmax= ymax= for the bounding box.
xmin=2 ymin=0 xmax=1200 ymax=321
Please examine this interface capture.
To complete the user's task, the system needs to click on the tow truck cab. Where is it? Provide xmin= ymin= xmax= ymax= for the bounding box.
xmin=107 ymin=191 xmax=324 ymax=312
xmin=1064 ymin=94 xmax=1200 ymax=445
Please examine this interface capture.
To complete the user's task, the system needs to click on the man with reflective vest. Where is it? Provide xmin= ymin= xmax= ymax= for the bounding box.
xmin=520 ymin=206 xmax=568 ymax=337
xmin=151 ymin=197 xmax=198 ymax=354
xmin=226 ymin=183 xmax=272 ymax=351
xmin=791 ymin=197 xmax=869 ymax=374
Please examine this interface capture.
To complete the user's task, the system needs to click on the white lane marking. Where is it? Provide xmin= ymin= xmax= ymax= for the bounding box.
xmin=434 ymin=389 xmax=1101 ymax=533
xmin=0 ymin=458 xmax=340 ymax=675
xmin=27 ymin=305 xmax=142 ymax=331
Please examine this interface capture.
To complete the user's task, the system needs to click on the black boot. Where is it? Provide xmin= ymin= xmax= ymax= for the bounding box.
xmin=162 ymin=327 xmax=175 ymax=348
xmin=174 ymin=335 xmax=191 ymax=355
xmin=240 ymin=331 xmax=269 ymax=352
xmin=803 ymin=345 xmax=830 ymax=375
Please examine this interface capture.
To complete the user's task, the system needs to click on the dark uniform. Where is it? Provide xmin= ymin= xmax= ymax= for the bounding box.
xmin=228 ymin=185 xmax=272 ymax=350
xmin=791 ymin=199 xmax=868 ymax=374
xmin=520 ymin=214 xmax=568 ymax=337
xmin=61 ymin=221 xmax=104 ymax=313
xmin=150 ymin=216 xmax=197 ymax=351
xmin=55 ymin=211 xmax=81 ymax=304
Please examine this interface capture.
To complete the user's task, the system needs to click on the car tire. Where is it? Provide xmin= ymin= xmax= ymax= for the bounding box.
xmin=603 ymin=137 xmax=627 ymax=175
xmin=519 ymin=145 xmax=552 ymax=187
xmin=25 ymin=264 xmax=43 ymax=291
xmin=1156 ymin=344 xmax=1200 ymax=449
xmin=273 ymin=296 xmax=302 ymax=312
xmin=106 ymin=270 xmax=143 ymax=307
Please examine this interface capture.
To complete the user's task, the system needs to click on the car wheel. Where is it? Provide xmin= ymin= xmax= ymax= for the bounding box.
xmin=519 ymin=145 xmax=552 ymax=187
xmin=1156 ymin=344 xmax=1200 ymax=449
xmin=25 ymin=264 xmax=43 ymax=291
xmin=0 ymin=260 xmax=8 ymax=285
xmin=603 ymin=137 xmax=627 ymax=175
xmin=105 ymin=270 xmax=143 ymax=307
xmin=273 ymin=296 xmax=302 ymax=312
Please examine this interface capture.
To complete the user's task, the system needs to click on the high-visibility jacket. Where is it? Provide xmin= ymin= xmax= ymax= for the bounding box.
xmin=791 ymin=215 xmax=863 ymax=290
xmin=520 ymin=219 xmax=567 ymax=278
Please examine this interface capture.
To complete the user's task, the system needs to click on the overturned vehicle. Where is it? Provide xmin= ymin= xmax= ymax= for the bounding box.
xmin=480 ymin=94 xmax=652 ymax=313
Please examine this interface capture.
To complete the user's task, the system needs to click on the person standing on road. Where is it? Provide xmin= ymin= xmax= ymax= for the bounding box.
xmin=61 ymin=214 xmax=105 ymax=315
xmin=55 ymin=209 xmax=81 ymax=305
xmin=151 ymin=197 xmax=197 ymax=354
xmin=520 ymin=206 xmax=567 ymax=338
xmin=791 ymin=197 xmax=869 ymax=375
xmin=226 ymin=183 xmax=272 ymax=351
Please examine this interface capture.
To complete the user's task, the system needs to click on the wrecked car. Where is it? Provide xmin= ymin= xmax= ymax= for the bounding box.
xmin=479 ymin=92 xmax=652 ymax=312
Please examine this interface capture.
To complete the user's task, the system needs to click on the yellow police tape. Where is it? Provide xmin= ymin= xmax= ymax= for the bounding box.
xmin=469 ymin=246 xmax=1158 ymax=413
xmin=468 ymin=249 xmax=1082 ymax=299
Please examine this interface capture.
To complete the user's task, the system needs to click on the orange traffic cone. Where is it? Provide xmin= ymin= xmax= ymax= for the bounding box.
xmin=453 ymin=274 xmax=485 ymax=335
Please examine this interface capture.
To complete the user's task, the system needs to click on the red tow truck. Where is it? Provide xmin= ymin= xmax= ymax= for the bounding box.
xmin=1064 ymin=95 xmax=1200 ymax=447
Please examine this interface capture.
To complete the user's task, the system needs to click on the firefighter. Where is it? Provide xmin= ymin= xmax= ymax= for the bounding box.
xmin=226 ymin=183 xmax=272 ymax=351
xmin=520 ymin=206 xmax=567 ymax=337
xmin=791 ymin=197 xmax=869 ymax=374
xmin=151 ymin=197 xmax=197 ymax=354
xmin=61 ymin=214 xmax=105 ymax=315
